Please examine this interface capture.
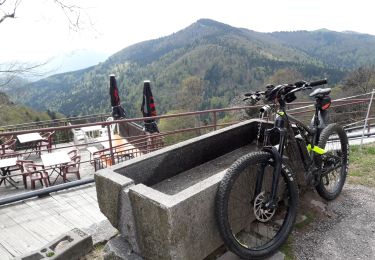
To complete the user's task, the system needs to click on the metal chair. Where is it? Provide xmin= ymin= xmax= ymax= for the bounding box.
xmin=16 ymin=160 xmax=34 ymax=189
xmin=106 ymin=117 xmax=116 ymax=135
xmin=37 ymin=131 xmax=55 ymax=154
xmin=99 ymin=127 xmax=108 ymax=137
xmin=68 ymin=123 xmax=86 ymax=146
xmin=24 ymin=163 xmax=50 ymax=189
xmin=0 ymin=139 xmax=17 ymax=157
xmin=62 ymin=155 xmax=81 ymax=182
xmin=0 ymin=135 xmax=14 ymax=145
xmin=67 ymin=148 xmax=79 ymax=160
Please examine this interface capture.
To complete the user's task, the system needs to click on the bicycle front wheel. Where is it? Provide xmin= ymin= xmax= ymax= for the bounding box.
xmin=215 ymin=151 xmax=298 ymax=259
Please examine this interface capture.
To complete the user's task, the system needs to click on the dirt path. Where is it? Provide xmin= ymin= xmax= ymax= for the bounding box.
xmin=293 ymin=184 xmax=375 ymax=259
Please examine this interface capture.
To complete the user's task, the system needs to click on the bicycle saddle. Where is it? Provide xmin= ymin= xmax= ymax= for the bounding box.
xmin=309 ymin=88 xmax=331 ymax=97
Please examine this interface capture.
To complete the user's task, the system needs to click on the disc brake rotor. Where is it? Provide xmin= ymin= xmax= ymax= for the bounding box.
xmin=253 ymin=191 xmax=276 ymax=222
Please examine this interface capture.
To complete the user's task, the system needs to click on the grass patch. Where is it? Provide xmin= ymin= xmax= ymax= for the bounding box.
xmin=349 ymin=144 xmax=375 ymax=187
xmin=295 ymin=212 xmax=315 ymax=230
xmin=280 ymin=237 xmax=295 ymax=260
xmin=46 ymin=252 xmax=55 ymax=257
xmin=80 ymin=243 xmax=105 ymax=260
xmin=93 ymin=243 xmax=105 ymax=251
xmin=280 ymin=213 xmax=315 ymax=260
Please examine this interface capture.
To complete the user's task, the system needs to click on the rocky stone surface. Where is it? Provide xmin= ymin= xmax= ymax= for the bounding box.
xmin=218 ymin=250 xmax=285 ymax=260
xmin=293 ymin=184 xmax=375 ymax=259
xmin=103 ymin=236 xmax=143 ymax=260
xmin=83 ymin=219 xmax=119 ymax=246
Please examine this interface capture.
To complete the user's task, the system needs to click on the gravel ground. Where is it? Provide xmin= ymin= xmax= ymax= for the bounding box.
xmin=80 ymin=185 xmax=375 ymax=260
xmin=293 ymin=184 xmax=375 ymax=259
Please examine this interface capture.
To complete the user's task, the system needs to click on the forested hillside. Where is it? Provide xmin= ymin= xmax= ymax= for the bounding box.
xmin=6 ymin=19 xmax=375 ymax=118
xmin=0 ymin=92 xmax=55 ymax=127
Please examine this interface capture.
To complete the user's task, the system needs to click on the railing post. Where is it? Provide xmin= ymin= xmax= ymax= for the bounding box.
xmin=213 ymin=111 xmax=217 ymax=131
xmin=107 ymin=124 xmax=115 ymax=165
xmin=361 ymin=89 xmax=375 ymax=148
xmin=368 ymin=120 xmax=371 ymax=133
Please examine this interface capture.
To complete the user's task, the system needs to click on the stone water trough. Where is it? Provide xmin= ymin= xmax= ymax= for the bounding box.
xmin=95 ymin=119 xmax=304 ymax=260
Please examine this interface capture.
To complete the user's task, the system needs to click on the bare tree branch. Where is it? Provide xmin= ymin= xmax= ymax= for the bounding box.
xmin=0 ymin=0 xmax=92 ymax=86
xmin=0 ymin=12 xmax=14 ymax=23
xmin=0 ymin=61 xmax=50 ymax=86
xmin=0 ymin=0 xmax=20 ymax=24
xmin=53 ymin=0 xmax=82 ymax=31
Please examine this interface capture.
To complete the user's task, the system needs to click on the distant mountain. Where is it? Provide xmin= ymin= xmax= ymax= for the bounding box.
xmin=46 ymin=49 xmax=109 ymax=76
xmin=6 ymin=19 xmax=375 ymax=117
xmin=269 ymin=29 xmax=375 ymax=69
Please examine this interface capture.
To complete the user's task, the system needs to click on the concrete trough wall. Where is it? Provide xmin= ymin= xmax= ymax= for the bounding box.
xmin=95 ymin=119 xmax=298 ymax=259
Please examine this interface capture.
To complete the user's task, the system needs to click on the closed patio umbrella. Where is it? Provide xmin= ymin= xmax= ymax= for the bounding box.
xmin=141 ymin=80 xmax=159 ymax=133
xmin=109 ymin=74 xmax=126 ymax=119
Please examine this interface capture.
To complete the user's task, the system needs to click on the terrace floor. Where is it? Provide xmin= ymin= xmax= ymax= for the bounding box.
xmin=0 ymin=184 xmax=106 ymax=259
xmin=0 ymin=133 xmax=141 ymax=259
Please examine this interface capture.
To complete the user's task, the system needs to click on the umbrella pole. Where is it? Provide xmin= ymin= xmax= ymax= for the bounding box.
xmin=107 ymin=124 xmax=115 ymax=165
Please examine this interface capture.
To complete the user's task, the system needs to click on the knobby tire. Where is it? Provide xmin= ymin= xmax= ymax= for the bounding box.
xmin=215 ymin=151 xmax=298 ymax=259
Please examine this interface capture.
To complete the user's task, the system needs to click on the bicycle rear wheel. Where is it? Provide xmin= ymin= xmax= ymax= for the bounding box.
xmin=316 ymin=123 xmax=348 ymax=200
xmin=215 ymin=152 xmax=298 ymax=259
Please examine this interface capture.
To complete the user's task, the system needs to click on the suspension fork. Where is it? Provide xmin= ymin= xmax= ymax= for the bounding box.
xmin=254 ymin=129 xmax=286 ymax=209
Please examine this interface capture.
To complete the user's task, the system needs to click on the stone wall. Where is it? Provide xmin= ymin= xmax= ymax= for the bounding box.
xmin=95 ymin=119 xmax=305 ymax=260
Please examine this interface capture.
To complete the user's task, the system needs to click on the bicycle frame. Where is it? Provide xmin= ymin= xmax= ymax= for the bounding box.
xmin=255 ymin=98 xmax=327 ymax=209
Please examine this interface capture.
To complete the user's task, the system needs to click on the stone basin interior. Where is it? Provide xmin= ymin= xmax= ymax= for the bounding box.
xmin=151 ymin=144 xmax=258 ymax=195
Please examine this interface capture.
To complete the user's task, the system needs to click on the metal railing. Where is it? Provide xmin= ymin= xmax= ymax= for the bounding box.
xmin=1 ymin=95 xmax=374 ymax=156
xmin=1 ymin=95 xmax=374 ymax=163
xmin=1 ymin=91 xmax=375 ymax=205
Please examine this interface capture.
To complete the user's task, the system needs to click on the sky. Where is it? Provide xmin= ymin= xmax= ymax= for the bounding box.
xmin=1 ymin=0 xmax=375 ymax=71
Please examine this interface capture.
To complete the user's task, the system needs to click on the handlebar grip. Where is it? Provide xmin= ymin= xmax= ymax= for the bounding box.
xmin=309 ymin=79 xmax=327 ymax=87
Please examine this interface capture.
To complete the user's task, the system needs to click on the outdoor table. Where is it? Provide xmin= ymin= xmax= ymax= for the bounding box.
xmin=41 ymin=151 xmax=71 ymax=185
xmin=99 ymin=134 xmax=123 ymax=148
xmin=81 ymin=125 xmax=103 ymax=143
xmin=17 ymin=133 xmax=44 ymax=144
xmin=0 ymin=157 xmax=19 ymax=188
xmin=99 ymin=135 xmax=139 ymax=158
xmin=17 ymin=133 xmax=44 ymax=158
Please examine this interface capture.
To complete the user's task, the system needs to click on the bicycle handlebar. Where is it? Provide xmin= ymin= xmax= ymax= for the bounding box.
xmin=244 ymin=78 xmax=328 ymax=103
xmin=308 ymin=79 xmax=327 ymax=87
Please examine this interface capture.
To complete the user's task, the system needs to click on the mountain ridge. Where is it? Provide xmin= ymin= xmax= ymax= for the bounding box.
xmin=6 ymin=19 xmax=375 ymax=117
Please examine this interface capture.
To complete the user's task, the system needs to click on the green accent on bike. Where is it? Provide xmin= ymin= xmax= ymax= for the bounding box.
xmin=307 ymin=144 xmax=326 ymax=154
xmin=277 ymin=111 xmax=285 ymax=116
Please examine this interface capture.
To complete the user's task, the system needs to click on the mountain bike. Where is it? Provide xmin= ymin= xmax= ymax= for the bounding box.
xmin=215 ymin=79 xmax=349 ymax=259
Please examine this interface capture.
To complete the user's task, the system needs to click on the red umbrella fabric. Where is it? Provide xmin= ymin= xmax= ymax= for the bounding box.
xmin=141 ymin=80 xmax=159 ymax=133
xmin=109 ymin=74 xmax=126 ymax=119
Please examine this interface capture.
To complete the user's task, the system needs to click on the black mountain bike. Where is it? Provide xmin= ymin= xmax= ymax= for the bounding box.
xmin=215 ymin=79 xmax=349 ymax=259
